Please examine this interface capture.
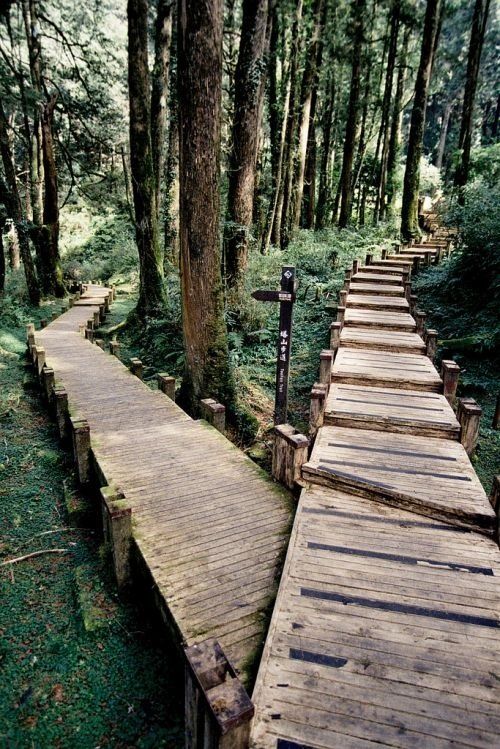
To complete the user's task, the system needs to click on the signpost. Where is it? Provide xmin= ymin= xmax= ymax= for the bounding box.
xmin=252 ymin=265 xmax=296 ymax=425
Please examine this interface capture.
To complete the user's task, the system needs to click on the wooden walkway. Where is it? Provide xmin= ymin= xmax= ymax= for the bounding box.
xmin=32 ymin=286 xmax=292 ymax=686
xmin=251 ymin=234 xmax=500 ymax=747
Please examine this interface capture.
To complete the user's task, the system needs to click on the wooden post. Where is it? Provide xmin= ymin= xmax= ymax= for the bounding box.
xmin=41 ymin=366 xmax=55 ymax=401
xmin=490 ymin=475 xmax=500 ymax=514
xmin=111 ymin=285 xmax=116 ymax=301
xmin=85 ymin=327 xmax=94 ymax=343
xmin=87 ymin=317 xmax=94 ymax=330
xmin=130 ymin=358 xmax=143 ymax=380
xmin=412 ymin=256 xmax=421 ymax=274
xmin=53 ymin=386 xmax=69 ymax=440
xmin=184 ymin=638 xmax=254 ymax=749
xmin=457 ymin=398 xmax=482 ymax=456
xmin=492 ymin=393 xmax=500 ymax=429
xmin=35 ymin=346 xmax=46 ymax=376
xmin=70 ymin=417 xmax=91 ymax=484
xmin=404 ymin=281 xmax=412 ymax=302
xmin=330 ymin=321 xmax=342 ymax=352
xmin=200 ymin=398 xmax=226 ymax=434
xmin=339 ymin=290 xmax=347 ymax=307
xmin=40 ymin=319 xmax=48 ymax=328
xmin=441 ymin=360 xmax=460 ymax=405
xmin=93 ymin=310 xmax=100 ymax=328
xmin=424 ymin=250 xmax=433 ymax=267
xmin=409 ymin=294 xmax=418 ymax=316
xmin=365 ymin=253 xmax=373 ymax=266
xmin=352 ymin=259 xmax=359 ymax=274
xmin=309 ymin=382 xmax=328 ymax=438
xmin=435 ymin=246 xmax=443 ymax=264
xmin=415 ymin=310 xmax=426 ymax=336
xmin=95 ymin=339 xmax=106 ymax=350
xmin=381 ymin=249 xmax=387 ymax=259
xmin=104 ymin=293 xmax=111 ymax=312
xmin=425 ymin=329 xmax=438 ymax=360
xmin=337 ymin=305 xmax=346 ymax=325
xmin=100 ymin=485 xmax=132 ymax=587
xmin=272 ymin=424 xmax=309 ymax=490
xmin=158 ymin=373 xmax=176 ymax=400
xmin=109 ymin=340 xmax=121 ymax=358
xmin=99 ymin=303 xmax=106 ymax=322
xmin=402 ymin=269 xmax=411 ymax=284
xmin=343 ymin=271 xmax=351 ymax=291
xmin=68 ymin=296 xmax=74 ymax=308
xmin=319 ymin=350 xmax=333 ymax=389
xmin=51 ymin=311 xmax=58 ymax=321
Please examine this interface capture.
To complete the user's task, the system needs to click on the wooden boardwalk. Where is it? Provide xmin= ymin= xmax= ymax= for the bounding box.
xmin=251 ymin=235 xmax=500 ymax=747
xmin=33 ymin=285 xmax=292 ymax=686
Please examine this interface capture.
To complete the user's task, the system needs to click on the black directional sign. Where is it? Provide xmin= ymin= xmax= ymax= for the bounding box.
xmin=251 ymin=265 xmax=296 ymax=425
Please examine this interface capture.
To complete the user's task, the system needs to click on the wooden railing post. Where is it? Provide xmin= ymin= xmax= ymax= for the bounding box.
xmin=490 ymin=476 xmax=500 ymax=544
xmin=319 ymin=349 xmax=334 ymax=390
xmin=457 ymin=398 xmax=482 ymax=456
xmin=381 ymin=249 xmax=387 ymax=259
xmin=352 ymin=259 xmax=359 ymax=274
xmin=272 ymin=424 xmax=309 ymax=490
xmin=330 ymin=321 xmax=342 ymax=353
xmin=185 ymin=639 xmax=254 ymax=749
xmin=85 ymin=326 xmax=94 ymax=343
xmin=404 ymin=281 xmax=412 ymax=302
xmin=339 ymin=289 xmax=347 ymax=307
xmin=415 ymin=310 xmax=426 ymax=336
xmin=41 ymin=366 xmax=55 ymax=401
xmin=441 ymin=360 xmax=460 ymax=405
xmin=158 ymin=373 xmax=176 ymax=400
xmin=337 ymin=305 xmax=346 ymax=325
xmin=424 ymin=250 xmax=433 ymax=267
xmin=425 ymin=329 xmax=438 ymax=360
xmin=130 ymin=358 xmax=143 ymax=380
xmin=53 ymin=386 xmax=69 ymax=440
xmin=343 ymin=270 xmax=351 ymax=291
xmin=200 ymin=398 xmax=226 ymax=434
xmin=412 ymin=256 xmax=421 ymax=275
xmin=100 ymin=485 xmax=132 ymax=587
xmin=365 ymin=253 xmax=373 ymax=266
xmin=70 ymin=417 xmax=91 ymax=484
xmin=309 ymin=382 xmax=328 ymax=438
xmin=109 ymin=340 xmax=121 ymax=358
xmin=409 ymin=295 xmax=418 ymax=316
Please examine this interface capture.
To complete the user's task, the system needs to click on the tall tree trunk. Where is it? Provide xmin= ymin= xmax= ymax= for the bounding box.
xmin=177 ymin=0 xmax=235 ymax=414
xmin=401 ymin=0 xmax=442 ymax=241
xmin=386 ymin=25 xmax=409 ymax=215
xmin=435 ymin=100 xmax=453 ymax=169
xmin=128 ymin=0 xmax=165 ymax=314
xmin=375 ymin=0 xmax=400 ymax=222
xmin=302 ymin=115 xmax=317 ymax=228
xmin=0 ymin=104 xmax=40 ymax=304
xmin=454 ymin=0 xmax=491 ymax=190
xmin=151 ymin=0 xmax=174 ymax=223
xmin=290 ymin=0 xmax=325 ymax=231
xmin=225 ymin=0 xmax=269 ymax=290
xmin=338 ymin=0 xmax=366 ymax=228
xmin=279 ymin=0 xmax=303 ymax=248
xmin=316 ymin=65 xmax=336 ymax=229
xmin=22 ymin=0 xmax=44 ymax=226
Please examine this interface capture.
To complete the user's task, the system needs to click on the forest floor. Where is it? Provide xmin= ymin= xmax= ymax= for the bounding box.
xmin=0 ymin=289 xmax=183 ymax=747
xmin=1 ymin=228 xmax=498 ymax=747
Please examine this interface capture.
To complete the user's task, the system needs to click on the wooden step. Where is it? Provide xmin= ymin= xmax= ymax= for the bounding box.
xmin=369 ymin=259 xmax=412 ymax=272
xmin=325 ymin=383 xmax=460 ymax=439
xmin=302 ymin=426 xmax=496 ymax=535
xmin=348 ymin=282 xmax=404 ymax=297
xmin=339 ymin=327 xmax=426 ymax=354
xmin=344 ymin=308 xmax=416 ymax=332
xmin=359 ymin=264 xmax=407 ymax=276
xmin=346 ymin=293 xmax=409 ymax=312
xmin=331 ymin=347 xmax=442 ymax=392
xmin=352 ymin=272 xmax=403 ymax=285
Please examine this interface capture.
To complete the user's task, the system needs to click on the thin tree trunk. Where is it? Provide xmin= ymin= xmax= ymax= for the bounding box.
xmin=386 ymin=25 xmax=409 ymax=215
xmin=225 ymin=0 xmax=269 ymax=289
xmin=151 ymin=0 xmax=174 ymax=223
xmin=316 ymin=67 xmax=336 ymax=229
xmin=435 ymin=100 xmax=453 ymax=169
xmin=164 ymin=103 xmax=179 ymax=265
xmin=22 ymin=0 xmax=44 ymax=226
xmin=338 ymin=0 xmax=366 ymax=228
xmin=128 ymin=0 xmax=165 ymax=314
xmin=401 ymin=0 xmax=442 ymax=241
xmin=454 ymin=0 xmax=491 ymax=190
xmin=302 ymin=115 xmax=317 ymax=228
xmin=291 ymin=0 xmax=325 ymax=231
xmin=177 ymin=0 xmax=235 ymax=414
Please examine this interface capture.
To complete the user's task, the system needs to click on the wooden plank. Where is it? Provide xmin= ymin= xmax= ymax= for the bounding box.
xmin=331 ymin=348 xmax=442 ymax=392
xmin=346 ymin=293 xmax=410 ymax=312
xmin=339 ymin=327 xmax=426 ymax=354
xmin=344 ymin=308 xmax=416 ymax=332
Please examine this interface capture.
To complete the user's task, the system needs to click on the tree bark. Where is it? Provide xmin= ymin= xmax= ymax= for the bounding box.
xmin=454 ymin=0 xmax=491 ymax=190
xmin=177 ymin=0 xmax=235 ymax=414
xmin=225 ymin=0 xmax=269 ymax=289
xmin=386 ymin=24 xmax=409 ymax=215
xmin=435 ymin=99 xmax=453 ymax=169
xmin=151 ymin=0 xmax=174 ymax=223
xmin=128 ymin=0 xmax=165 ymax=315
xmin=401 ymin=0 xmax=442 ymax=241
xmin=0 ymin=103 xmax=40 ymax=304
xmin=338 ymin=0 xmax=366 ymax=228
xmin=316 ymin=66 xmax=336 ymax=229
xmin=22 ymin=0 xmax=44 ymax=227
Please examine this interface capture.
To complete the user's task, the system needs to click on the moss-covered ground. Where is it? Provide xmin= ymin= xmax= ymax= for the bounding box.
xmin=0 ymin=279 xmax=183 ymax=748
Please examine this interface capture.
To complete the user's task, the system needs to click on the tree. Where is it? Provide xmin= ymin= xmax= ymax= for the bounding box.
xmin=338 ymin=0 xmax=366 ymax=228
xmin=177 ymin=0 xmax=235 ymax=414
xmin=151 ymin=0 xmax=174 ymax=222
xmin=127 ymin=0 xmax=165 ymax=314
xmin=225 ymin=0 xmax=269 ymax=290
xmin=454 ymin=0 xmax=491 ymax=190
xmin=401 ymin=0 xmax=443 ymax=240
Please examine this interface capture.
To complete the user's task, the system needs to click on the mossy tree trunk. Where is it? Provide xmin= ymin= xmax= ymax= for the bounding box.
xmin=128 ymin=0 xmax=165 ymax=315
xmin=454 ymin=0 xmax=491 ymax=191
xmin=401 ymin=0 xmax=442 ymax=241
xmin=177 ymin=0 xmax=236 ymax=415
xmin=224 ymin=0 xmax=269 ymax=290
xmin=386 ymin=25 xmax=409 ymax=215
xmin=0 ymin=103 xmax=40 ymax=304
xmin=151 ymin=0 xmax=174 ymax=223
xmin=338 ymin=0 xmax=366 ymax=229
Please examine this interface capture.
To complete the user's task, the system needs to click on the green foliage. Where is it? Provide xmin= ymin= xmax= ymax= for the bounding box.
xmin=419 ymin=156 xmax=442 ymax=196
